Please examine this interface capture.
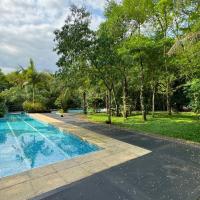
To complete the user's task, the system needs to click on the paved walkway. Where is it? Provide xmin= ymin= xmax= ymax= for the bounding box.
xmin=33 ymin=113 xmax=200 ymax=200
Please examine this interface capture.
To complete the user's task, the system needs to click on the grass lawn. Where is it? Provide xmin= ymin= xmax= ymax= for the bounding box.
xmin=86 ymin=112 xmax=200 ymax=143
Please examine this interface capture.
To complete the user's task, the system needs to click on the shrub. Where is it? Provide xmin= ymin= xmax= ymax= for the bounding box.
xmin=23 ymin=101 xmax=48 ymax=113
xmin=0 ymin=104 xmax=6 ymax=117
xmin=1 ymin=87 xmax=26 ymax=112
xmin=0 ymin=95 xmax=6 ymax=117
xmin=187 ymin=79 xmax=200 ymax=114
xmin=55 ymin=93 xmax=81 ymax=111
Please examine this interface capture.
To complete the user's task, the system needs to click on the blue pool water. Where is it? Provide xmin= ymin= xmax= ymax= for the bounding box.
xmin=0 ymin=114 xmax=100 ymax=178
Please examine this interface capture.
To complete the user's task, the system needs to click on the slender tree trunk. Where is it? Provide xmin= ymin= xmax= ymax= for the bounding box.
xmin=140 ymin=82 xmax=146 ymax=121
xmin=152 ymin=86 xmax=155 ymax=117
xmin=115 ymin=104 xmax=120 ymax=117
xmin=105 ymin=91 xmax=109 ymax=114
xmin=112 ymin=84 xmax=120 ymax=117
xmin=139 ymin=53 xmax=146 ymax=121
xmin=112 ymin=84 xmax=119 ymax=117
xmin=166 ymin=85 xmax=172 ymax=115
xmin=113 ymin=93 xmax=120 ymax=117
xmin=140 ymin=63 xmax=146 ymax=121
xmin=107 ymin=88 xmax=112 ymax=124
xmin=123 ymin=77 xmax=128 ymax=119
xmin=138 ymin=23 xmax=146 ymax=121
xmin=83 ymin=91 xmax=87 ymax=114
xmin=164 ymin=45 xmax=172 ymax=115
xmin=163 ymin=10 xmax=172 ymax=116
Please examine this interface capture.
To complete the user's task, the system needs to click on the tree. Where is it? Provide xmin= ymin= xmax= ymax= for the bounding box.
xmin=26 ymin=59 xmax=42 ymax=104
xmin=153 ymin=0 xmax=175 ymax=115
xmin=104 ymin=1 xmax=131 ymax=119
xmin=89 ymin=23 xmax=120 ymax=123
xmin=119 ymin=0 xmax=154 ymax=121
xmin=54 ymin=5 xmax=94 ymax=114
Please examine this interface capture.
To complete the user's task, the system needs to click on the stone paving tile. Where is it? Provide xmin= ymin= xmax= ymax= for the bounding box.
xmin=28 ymin=166 xmax=56 ymax=179
xmin=52 ymin=160 xmax=78 ymax=172
xmin=57 ymin=166 xmax=91 ymax=184
xmin=81 ymin=160 xmax=109 ymax=174
xmin=0 ymin=172 xmax=30 ymax=190
xmin=0 ymin=181 xmax=34 ymax=200
xmin=100 ymin=155 xmax=126 ymax=167
xmin=31 ymin=173 xmax=66 ymax=196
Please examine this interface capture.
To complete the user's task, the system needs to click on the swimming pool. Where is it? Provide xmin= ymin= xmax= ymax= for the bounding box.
xmin=0 ymin=114 xmax=100 ymax=178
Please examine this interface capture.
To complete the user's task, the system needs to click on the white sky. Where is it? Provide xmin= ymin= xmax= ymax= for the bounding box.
xmin=0 ymin=0 xmax=107 ymax=73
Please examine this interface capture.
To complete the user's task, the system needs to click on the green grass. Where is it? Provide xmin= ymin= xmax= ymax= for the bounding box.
xmin=86 ymin=112 xmax=200 ymax=143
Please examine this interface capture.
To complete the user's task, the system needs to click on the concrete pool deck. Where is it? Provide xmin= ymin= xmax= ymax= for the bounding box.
xmin=0 ymin=114 xmax=151 ymax=200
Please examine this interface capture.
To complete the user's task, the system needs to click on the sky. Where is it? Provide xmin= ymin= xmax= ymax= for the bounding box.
xmin=0 ymin=0 xmax=107 ymax=73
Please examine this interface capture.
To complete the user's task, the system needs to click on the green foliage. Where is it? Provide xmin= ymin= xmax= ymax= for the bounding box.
xmin=123 ymin=0 xmax=154 ymax=25
xmin=88 ymin=97 xmax=104 ymax=113
xmin=54 ymin=5 xmax=93 ymax=69
xmin=0 ymin=69 xmax=8 ymax=92
xmin=0 ymin=0 xmax=199 ymax=134
xmin=22 ymin=101 xmax=47 ymax=113
xmin=55 ymin=91 xmax=81 ymax=111
xmin=1 ymin=87 xmax=26 ymax=111
xmin=0 ymin=95 xmax=6 ymax=117
xmin=1 ymin=60 xmax=60 ymax=111
xmin=187 ymin=79 xmax=200 ymax=113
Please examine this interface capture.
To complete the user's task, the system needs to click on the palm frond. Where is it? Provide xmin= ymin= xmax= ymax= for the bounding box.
xmin=168 ymin=31 xmax=200 ymax=56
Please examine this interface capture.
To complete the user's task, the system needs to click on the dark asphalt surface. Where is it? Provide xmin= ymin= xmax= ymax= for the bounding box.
xmin=32 ymin=113 xmax=200 ymax=200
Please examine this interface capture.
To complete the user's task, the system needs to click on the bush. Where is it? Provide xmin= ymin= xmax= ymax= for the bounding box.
xmin=187 ymin=79 xmax=200 ymax=114
xmin=0 ymin=104 xmax=6 ymax=117
xmin=0 ymin=96 xmax=6 ymax=117
xmin=55 ymin=93 xmax=81 ymax=111
xmin=1 ymin=87 xmax=26 ymax=112
xmin=23 ymin=101 xmax=49 ymax=113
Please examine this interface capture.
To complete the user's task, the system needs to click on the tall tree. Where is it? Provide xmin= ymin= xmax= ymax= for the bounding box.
xmin=89 ymin=23 xmax=120 ymax=123
xmin=104 ymin=1 xmax=131 ymax=119
xmin=54 ymin=5 xmax=94 ymax=114
xmin=154 ymin=0 xmax=175 ymax=115
xmin=26 ymin=59 xmax=42 ymax=104
xmin=121 ymin=0 xmax=154 ymax=120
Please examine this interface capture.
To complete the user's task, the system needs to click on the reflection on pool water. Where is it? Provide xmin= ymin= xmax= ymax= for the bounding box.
xmin=0 ymin=114 xmax=100 ymax=178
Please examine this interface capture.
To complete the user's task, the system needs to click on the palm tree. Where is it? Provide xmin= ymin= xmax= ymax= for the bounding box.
xmin=168 ymin=31 xmax=200 ymax=56
xmin=26 ymin=59 xmax=42 ymax=104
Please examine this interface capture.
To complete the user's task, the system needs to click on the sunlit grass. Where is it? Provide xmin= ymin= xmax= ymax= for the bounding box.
xmin=87 ymin=112 xmax=200 ymax=143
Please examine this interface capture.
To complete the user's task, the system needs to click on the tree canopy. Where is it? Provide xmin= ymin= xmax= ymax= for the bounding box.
xmin=0 ymin=1 xmax=199 ymax=121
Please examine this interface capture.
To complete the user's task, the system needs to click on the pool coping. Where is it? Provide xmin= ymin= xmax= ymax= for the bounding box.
xmin=0 ymin=113 xmax=151 ymax=200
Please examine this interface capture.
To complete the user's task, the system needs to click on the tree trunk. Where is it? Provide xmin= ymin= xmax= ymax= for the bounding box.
xmin=139 ymin=56 xmax=146 ymax=121
xmin=83 ymin=91 xmax=87 ymax=114
xmin=123 ymin=77 xmax=128 ymax=119
xmin=140 ymin=83 xmax=146 ymax=121
xmin=112 ymin=85 xmax=120 ymax=117
xmin=105 ymin=92 xmax=109 ymax=114
xmin=107 ymin=88 xmax=112 ymax=124
xmin=138 ymin=23 xmax=146 ymax=121
xmin=152 ymin=86 xmax=155 ymax=117
xmin=163 ymin=18 xmax=172 ymax=116
xmin=115 ymin=104 xmax=120 ymax=117
xmin=166 ymin=86 xmax=172 ymax=115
